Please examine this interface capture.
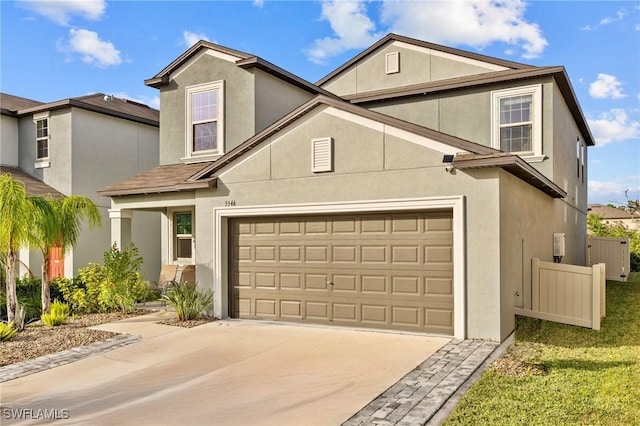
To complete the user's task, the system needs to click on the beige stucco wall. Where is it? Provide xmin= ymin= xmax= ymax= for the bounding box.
xmin=190 ymin=109 xmax=505 ymax=340
xmin=1 ymin=115 xmax=19 ymax=166
xmin=72 ymin=108 xmax=160 ymax=280
xmin=15 ymin=107 xmax=160 ymax=280
xmin=158 ymin=52 xmax=255 ymax=165
xmin=19 ymin=110 xmax=73 ymax=195
xmin=499 ymin=170 xmax=587 ymax=338
xmin=321 ymin=40 xmax=508 ymax=96
xmin=254 ymin=70 xmax=315 ymax=132
xmin=550 ymin=84 xmax=588 ymax=214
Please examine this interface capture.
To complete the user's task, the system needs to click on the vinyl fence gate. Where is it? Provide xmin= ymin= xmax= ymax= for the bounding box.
xmin=588 ymin=235 xmax=630 ymax=282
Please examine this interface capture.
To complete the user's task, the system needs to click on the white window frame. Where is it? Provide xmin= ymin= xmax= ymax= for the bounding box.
xmin=170 ymin=208 xmax=195 ymax=264
xmin=33 ymin=111 xmax=50 ymax=161
xmin=185 ymin=81 xmax=224 ymax=159
xmin=491 ymin=84 xmax=543 ymax=161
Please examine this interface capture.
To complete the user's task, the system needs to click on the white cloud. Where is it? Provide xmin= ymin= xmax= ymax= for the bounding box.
xmin=182 ymin=30 xmax=211 ymax=48
xmin=64 ymin=28 xmax=121 ymax=67
xmin=589 ymin=73 xmax=626 ymax=99
xmin=588 ymin=109 xmax=640 ymax=146
xmin=589 ymin=179 xmax=640 ymax=205
xmin=18 ymin=0 xmax=106 ymax=26
xmin=582 ymin=9 xmax=627 ymax=31
xmin=305 ymin=0 xmax=382 ymax=64
xmin=379 ymin=0 xmax=547 ymax=59
xmin=253 ymin=0 xmax=265 ymax=8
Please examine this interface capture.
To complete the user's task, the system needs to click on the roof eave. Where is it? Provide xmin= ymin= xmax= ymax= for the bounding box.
xmin=17 ymin=99 xmax=159 ymax=127
xmin=453 ymin=154 xmax=567 ymax=198
xmin=98 ymin=177 xmax=217 ymax=197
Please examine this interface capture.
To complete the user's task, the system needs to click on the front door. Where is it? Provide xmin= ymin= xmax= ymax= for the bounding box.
xmin=47 ymin=246 xmax=64 ymax=279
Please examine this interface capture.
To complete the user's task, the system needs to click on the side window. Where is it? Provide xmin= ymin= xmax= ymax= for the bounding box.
xmin=35 ymin=117 xmax=49 ymax=160
xmin=174 ymin=212 xmax=193 ymax=260
xmin=186 ymin=81 xmax=224 ymax=158
xmin=491 ymin=85 xmax=542 ymax=159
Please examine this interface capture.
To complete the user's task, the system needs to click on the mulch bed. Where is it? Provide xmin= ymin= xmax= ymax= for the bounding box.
xmin=0 ymin=310 xmax=154 ymax=367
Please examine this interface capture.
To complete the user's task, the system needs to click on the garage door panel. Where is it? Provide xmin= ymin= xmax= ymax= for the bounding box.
xmin=332 ymin=274 xmax=357 ymax=292
xmin=229 ymin=211 xmax=454 ymax=335
xmin=280 ymin=273 xmax=302 ymax=289
xmin=426 ymin=278 xmax=453 ymax=295
xmin=306 ymin=301 xmax=329 ymax=320
xmin=361 ymin=304 xmax=388 ymax=324
xmin=305 ymin=274 xmax=330 ymax=290
xmin=361 ymin=275 xmax=388 ymax=293
xmin=280 ymin=300 xmax=302 ymax=318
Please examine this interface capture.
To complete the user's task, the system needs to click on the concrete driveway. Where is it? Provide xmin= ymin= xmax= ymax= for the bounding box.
xmin=2 ymin=316 xmax=449 ymax=426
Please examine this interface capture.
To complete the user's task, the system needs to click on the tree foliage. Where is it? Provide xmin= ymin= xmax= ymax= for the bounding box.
xmin=0 ymin=174 xmax=53 ymax=322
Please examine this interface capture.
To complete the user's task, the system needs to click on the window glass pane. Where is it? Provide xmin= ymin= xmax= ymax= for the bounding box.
xmin=193 ymin=122 xmax=217 ymax=151
xmin=500 ymin=124 xmax=531 ymax=152
xmin=500 ymin=95 xmax=532 ymax=124
xmin=176 ymin=213 xmax=192 ymax=234
xmin=176 ymin=237 xmax=192 ymax=258
xmin=37 ymin=139 xmax=48 ymax=159
xmin=36 ymin=119 xmax=48 ymax=138
xmin=192 ymin=90 xmax=217 ymax=122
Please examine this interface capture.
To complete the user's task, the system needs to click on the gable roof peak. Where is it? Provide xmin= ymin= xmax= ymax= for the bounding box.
xmin=316 ymin=32 xmax=534 ymax=87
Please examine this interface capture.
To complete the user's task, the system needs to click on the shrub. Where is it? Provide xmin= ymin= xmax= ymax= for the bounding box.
xmin=0 ymin=321 xmax=17 ymax=341
xmin=41 ymin=301 xmax=69 ymax=326
xmin=15 ymin=277 xmax=42 ymax=323
xmin=75 ymin=264 xmax=106 ymax=313
xmin=73 ymin=243 xmax=148 ymax=313
xmin=162 ymin=282 xmax=213 ymax=321
xmin=98 ymin=243 xmax=148 ymax=312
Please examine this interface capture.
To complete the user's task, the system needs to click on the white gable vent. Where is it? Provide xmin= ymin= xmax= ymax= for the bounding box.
xmin=311 ymin=137 xmax=333 ymax=173
xmin=386 ymin=51 xmax=400 ymax=74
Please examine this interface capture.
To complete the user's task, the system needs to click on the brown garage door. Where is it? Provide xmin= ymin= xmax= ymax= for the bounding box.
xmin=229 ymin=211 xmax=454 ymax=334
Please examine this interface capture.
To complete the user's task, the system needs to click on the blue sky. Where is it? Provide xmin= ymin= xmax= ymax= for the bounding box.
xmin=1 ymin=0 xmax=638 ymax=206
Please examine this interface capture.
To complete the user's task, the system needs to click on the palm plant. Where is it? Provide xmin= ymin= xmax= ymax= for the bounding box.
xmin=0 ymin=174 xmax=54 ymax=323
xmin=34 ymin=196 xmax=101 ymax=314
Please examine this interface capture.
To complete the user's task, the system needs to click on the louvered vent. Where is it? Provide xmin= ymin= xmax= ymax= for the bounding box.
xmin=386 ymin=51 xmax=400 ymax=74
xmin=311 ymin=137 xmax=333 ymax=173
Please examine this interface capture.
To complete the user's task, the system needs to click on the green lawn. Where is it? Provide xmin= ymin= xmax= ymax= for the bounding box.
xmin=445 ymin=272 xmax=640 ymax=425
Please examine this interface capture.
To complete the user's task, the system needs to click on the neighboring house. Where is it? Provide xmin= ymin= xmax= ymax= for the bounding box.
xmin=99 ymin=34 xmax=594 ymax=341
xmin=0 ymin=93 xmax=161 ymax=281
xmin=588 ymin=204 xmax=640 ymax=231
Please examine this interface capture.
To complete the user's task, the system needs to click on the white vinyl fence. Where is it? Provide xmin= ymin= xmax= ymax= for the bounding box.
xmin=588 ymin=235 xmax=630 ymax=282
xmin=515 ymin=258 xmax=606 ymax=330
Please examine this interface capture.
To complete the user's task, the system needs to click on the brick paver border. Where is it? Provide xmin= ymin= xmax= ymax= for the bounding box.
xmin=0 ymin=334 xmax=141 ymax=383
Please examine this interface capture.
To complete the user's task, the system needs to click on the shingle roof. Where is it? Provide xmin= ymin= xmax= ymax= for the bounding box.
xmin=0 ymin=93 xmax=44 ymax=116
xmin=0 ymin=166 xmax=65 ymax=199
xmin=13 ymin=93 xmax=159 ymax=126
xmin=452 ymin=153 xmax=567 ymax=198
xmin=144 ymin=40 xmax=338 ymax=99
xmin=588 ymin=204 xmax=640 ymax=220
xmin=98 ymin=162 xmax=216 ymax=197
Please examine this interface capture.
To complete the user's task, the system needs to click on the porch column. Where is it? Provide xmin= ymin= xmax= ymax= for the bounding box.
xmin=108 ymin=209 xmax=134 ymax=249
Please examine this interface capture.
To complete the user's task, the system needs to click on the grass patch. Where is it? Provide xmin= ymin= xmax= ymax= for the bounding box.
xmin=445 ymin=274 xmax=640 ymax=425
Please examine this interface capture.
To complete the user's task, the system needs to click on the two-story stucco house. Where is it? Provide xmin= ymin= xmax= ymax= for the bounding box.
xmin=0 ymin=93 xmax=161 ymax=280
xmin=100 ymin=34 xmax=594 ymax=341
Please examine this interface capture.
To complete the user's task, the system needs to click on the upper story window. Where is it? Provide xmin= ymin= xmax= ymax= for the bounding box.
xmin=186 ymin=81 xmax=224 ymax=159
xmin=491 ymin=84 xmax=542 ymax=160
xmin=34 ymin=112 xmax=50 ymax=161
